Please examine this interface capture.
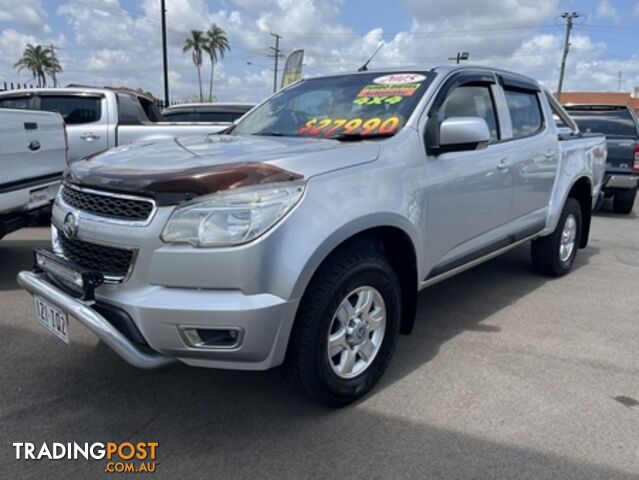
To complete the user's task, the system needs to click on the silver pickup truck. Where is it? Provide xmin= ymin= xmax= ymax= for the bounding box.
xmin=0 ymin=87 xmax=228 ymax=163
xmin=0 ymin=108 xmax=66 ymax=239
xmin=18 ymin=66 xmax=606 ymax=406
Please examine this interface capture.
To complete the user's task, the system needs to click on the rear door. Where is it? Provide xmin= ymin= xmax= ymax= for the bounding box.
xmin=497 ymin=75 xmax=558 ymax=221
xmin=37 ymin=94 xmax=109 ymax=162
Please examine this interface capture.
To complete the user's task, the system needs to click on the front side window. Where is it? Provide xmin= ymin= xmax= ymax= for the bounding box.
xmin=505 ymin=90 xmax=543 ymax=138
xmin=233 ymin=71 xmax=436 ymax=139
xmin=40 ymin=96 xmax=101 ymax=124
xmin=437 ymin=85 xmax=499 ymax=141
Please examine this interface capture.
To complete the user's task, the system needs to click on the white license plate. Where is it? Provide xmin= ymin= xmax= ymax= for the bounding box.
xmin=33 ymin=295 xmax=69 ymax=344
xmin=28 ymin=187 xmax=52 ymax=210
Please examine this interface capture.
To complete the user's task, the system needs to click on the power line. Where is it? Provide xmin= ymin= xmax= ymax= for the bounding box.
xmin=557 ymin=11 xmax=581 ymax=98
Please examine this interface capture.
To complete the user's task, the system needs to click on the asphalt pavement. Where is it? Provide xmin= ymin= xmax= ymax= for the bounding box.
xmin=1 ymin=199 xmax=638 ymax=479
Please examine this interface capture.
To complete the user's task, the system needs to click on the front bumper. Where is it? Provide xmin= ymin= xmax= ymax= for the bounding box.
xmin=17 ymin=266 xmax=299 ymax=371
xmin=17 ymin=271 xmax=174 ymax=369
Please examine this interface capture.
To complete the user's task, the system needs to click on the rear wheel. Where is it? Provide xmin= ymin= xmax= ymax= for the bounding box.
xmin=284 ymin=243 xmax=401 ymax=407
xmin=613 ymin=187 xmax=637 ymax=215
xmin=531 ymin=197 xmax=582 ymax=276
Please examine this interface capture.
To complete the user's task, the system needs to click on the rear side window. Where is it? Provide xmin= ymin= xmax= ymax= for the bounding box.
xmin=437 ymin=85 xmax=499 ymax=141
xmin=568 ymin=109 xmax=638 ymax=138
xmin=505 ymin=90 xmax=543 ymax=138
xmin=163 ymin=111 xmax=197 ymax=122
xmin=117 ymin=94 xmax=149 ymax=125
xmin=197 ymin=112 xmax=244 ymax=122
xmin=0 ymin=96 xmax=31 ymax=109
xmin=40 ymin=96 xmax=101 ymax=124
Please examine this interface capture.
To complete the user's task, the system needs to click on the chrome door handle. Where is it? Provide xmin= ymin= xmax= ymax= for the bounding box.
xmin=80 ymin=132 xmax=100 ymax=141
xmin=545 ymin=150 xmax=557 ymax=159
xmin=497 ymin=159 xmax=512 ymax=170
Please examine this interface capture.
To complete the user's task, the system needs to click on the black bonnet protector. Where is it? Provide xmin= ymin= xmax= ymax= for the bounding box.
xmin=65 ymin=161 xmax=303 ymax=206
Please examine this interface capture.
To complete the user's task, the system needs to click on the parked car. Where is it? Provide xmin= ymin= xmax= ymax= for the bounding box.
xmin=564 ymin=105 xmax=638 ymax=214
xmin=162 ymin=102 xmax=255 ymax=123
xmin=0 ymin=88 xmax=228 ymax=163
xmin=0 ymin=109 xmax=66 ymax=239
xmin=18 ymin=66 xmax=606 ymax=406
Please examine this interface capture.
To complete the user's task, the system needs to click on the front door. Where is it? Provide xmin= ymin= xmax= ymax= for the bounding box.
xmin=423 ymin=79 xmax=514 ymax=277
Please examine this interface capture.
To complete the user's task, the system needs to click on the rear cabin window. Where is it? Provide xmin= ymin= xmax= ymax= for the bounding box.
xmin=505 ymin=90 xmax=543 ymax=138
xmin=0 ymin=96 xmax=31 ymax=109
xmin=568 ymin=109 xmax=638 ymax=138
xmin=40 ymin=96 xmax=101 ymax=124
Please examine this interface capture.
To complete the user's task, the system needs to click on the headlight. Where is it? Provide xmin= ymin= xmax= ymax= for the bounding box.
xmin=161 ymin=181 xmax=305 ymax=247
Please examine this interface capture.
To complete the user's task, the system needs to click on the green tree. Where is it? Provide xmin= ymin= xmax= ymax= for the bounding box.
xmin=14 ymin=44 xmax=61 ymax=87
xmin=182 ymin=30 xmax=207 ymax=102
xmin=204 ymin=24 xmax=230 ymax=101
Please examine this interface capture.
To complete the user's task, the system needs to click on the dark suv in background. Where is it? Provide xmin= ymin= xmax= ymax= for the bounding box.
xmin=564 ymin=105 xmax=639 ymax=214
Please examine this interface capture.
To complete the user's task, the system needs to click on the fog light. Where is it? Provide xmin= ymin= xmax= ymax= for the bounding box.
xmin=179 ymin=327 xmax=243 ymax=349
xmin=35 ymin=251 xmax=84 ymax=288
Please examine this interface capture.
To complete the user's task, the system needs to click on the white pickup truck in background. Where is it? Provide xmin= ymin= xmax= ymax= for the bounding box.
xmin=0 ymin=87 xmax=228 ymax=163
xmin=0 ymin=109 xmax=67 ymax=239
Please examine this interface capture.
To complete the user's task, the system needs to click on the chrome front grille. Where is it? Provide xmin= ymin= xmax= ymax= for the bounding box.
xmin=55 ymin=228 xmax=135 ymax=281
xmin=61 ymin=184 xmax=155 ymax=222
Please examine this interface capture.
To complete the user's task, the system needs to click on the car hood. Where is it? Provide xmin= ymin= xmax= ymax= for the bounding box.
xmin=66 ymin=134 xmax=381 ymax=205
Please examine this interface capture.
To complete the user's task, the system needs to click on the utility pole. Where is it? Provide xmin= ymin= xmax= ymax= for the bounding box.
xmin=50 ymin=44 xmax=58 ymax=87
xmin=617 ymin=71 xmax=623 ymax=91
xmin=557 ymin=12 xmax=580 ymax=100
xmin=161 ymin=0 xmax=170 ymax=107
xmin=268 ymin=33 xmax=284 ymax=93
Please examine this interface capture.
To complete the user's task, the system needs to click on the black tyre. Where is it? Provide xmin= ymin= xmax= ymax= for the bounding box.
xmin=284 ymin=242 xmax=401 ymax=407
xmin=613 ymin=187 xmax=637 ymax=215
xmin=531 ymin=197 xmax=582 ymax=277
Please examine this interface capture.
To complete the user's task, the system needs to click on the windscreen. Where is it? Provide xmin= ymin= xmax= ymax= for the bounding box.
xmin=568 ymin=109 xmax=638 ymax=137
xmin=232 ymin=72 xmax=435 ymax=139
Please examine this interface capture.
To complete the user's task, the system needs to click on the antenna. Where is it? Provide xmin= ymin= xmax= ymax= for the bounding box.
xmin=358 ymin=43 xmax=384 ymax=72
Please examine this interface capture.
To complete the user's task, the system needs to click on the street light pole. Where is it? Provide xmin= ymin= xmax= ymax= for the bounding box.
xmin=448 ymin=52 xmax=470 ymax=64
xmin=161 ymin=0 xmax=170 ymax=107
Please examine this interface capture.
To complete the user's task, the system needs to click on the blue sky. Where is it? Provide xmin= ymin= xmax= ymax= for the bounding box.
xmin=1 ymin=0 xmax=639 ymax=101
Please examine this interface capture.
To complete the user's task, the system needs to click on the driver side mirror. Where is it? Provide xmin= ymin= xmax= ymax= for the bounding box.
xmin=427 ymin=116 xmax=491 ymax=155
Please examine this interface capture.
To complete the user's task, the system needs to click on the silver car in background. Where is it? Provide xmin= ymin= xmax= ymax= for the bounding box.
xmin=18 ymin=66 xmax=606 ymax=406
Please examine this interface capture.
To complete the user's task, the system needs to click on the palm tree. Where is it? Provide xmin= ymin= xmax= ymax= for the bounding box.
xmin=14 ymin=44 xmax=60 ymax=87
xmin=183 ymin=30 xmax=207 ymax=102
xmin=204 ymin=24 xmax=230 ymax=101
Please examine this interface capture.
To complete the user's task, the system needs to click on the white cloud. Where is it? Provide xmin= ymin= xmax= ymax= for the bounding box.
xmin=595 ymin=0 xmax=621 ymax=22
xmin=0 ymin=0 xmax=50 ymax=33
xmin=0 ymin=0 xmax=637 ymax=101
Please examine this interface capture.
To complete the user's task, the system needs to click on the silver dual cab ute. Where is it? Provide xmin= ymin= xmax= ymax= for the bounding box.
xmin=18 ymin=66 xmax=606 ymax=406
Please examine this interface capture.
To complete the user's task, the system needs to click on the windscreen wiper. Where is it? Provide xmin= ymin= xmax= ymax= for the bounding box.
xmin=328 ymin=132 xmax=396 ymax=142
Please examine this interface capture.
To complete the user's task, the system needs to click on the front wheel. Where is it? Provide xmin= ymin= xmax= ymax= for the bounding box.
xmin=531 ymin=197 xmax=582 ymax=276
xmin=284 ymin=243 xmax=401 ymax=407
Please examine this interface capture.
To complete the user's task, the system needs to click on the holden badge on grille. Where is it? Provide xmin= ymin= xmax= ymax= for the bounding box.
xmin=62 ymin=211 xmax=79 ymax=239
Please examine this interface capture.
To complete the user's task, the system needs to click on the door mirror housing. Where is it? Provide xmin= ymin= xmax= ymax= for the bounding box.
xmin=427 ymin=116 xmax=491 ymax=155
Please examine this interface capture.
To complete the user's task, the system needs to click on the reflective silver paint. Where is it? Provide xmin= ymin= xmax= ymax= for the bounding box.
xmin=18 ymin=66 xmax=607 ymax=371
